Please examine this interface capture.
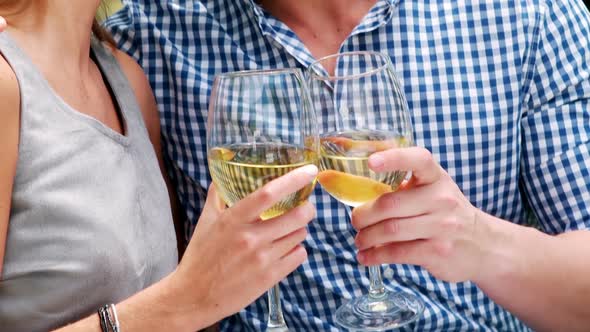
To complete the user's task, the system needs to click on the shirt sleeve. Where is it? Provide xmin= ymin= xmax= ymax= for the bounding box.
xmin=104 ymin=6 xmax=142 ymax=62
xmin=520 ymin=0 xmax=590 ymax=234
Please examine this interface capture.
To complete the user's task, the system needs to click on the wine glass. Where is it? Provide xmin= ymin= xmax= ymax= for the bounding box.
xmin=307 ymin=51 xmax=424 ymax=330
xmin=207 ymin=68 xmax=319 ymax=331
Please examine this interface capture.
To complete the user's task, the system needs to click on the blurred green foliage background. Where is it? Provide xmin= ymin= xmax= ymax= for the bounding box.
xmin=97 ymin=0 xmax=123 ymax=22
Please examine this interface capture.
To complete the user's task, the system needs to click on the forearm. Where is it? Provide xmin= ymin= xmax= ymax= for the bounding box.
xmin=54 ymin=274 xmax=203 ymax=332
xmin=474 ymin=213 xmax=590 ymax=331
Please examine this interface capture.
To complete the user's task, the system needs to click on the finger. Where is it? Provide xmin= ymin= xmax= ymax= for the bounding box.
xmin=268 ymin=227 xmax=308 ymax=262
xmin=351 ymin=183 xmax=436 ymax=230
xmin=278 ymin=245 xmax=307 ymax=273
xmin=0 ymin=17 xmax=6 ymax=32
xmin=258 ymin=201 xmax=315 ymax=241
xmin=357 ymin=240 xmax=430 ymax=266
xmin=262 ymin=245 xmax=308 ymax=288
xmin=229 ymin=164 xmax=318 ymax=223
xmin=354 ymin=214 xmax=438 ymax=250
xmin=368 ymin=147 xmax=441 ymax=186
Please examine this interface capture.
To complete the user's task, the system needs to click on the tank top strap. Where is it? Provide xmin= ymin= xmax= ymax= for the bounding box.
xmin=0 ymin=32 xmax=58 ymax=111
xmin=90 ymin=38 xmax=149 ymax=142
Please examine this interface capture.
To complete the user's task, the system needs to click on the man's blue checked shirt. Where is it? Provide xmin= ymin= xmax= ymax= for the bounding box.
xmin=106 ymin=0 xmax=590 ymax=330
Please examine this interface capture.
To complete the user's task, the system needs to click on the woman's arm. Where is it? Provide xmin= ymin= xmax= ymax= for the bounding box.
xmin=52 ymin=165 xmax=317 ymax=332
xmin=113 ymin=49 xmax=187 ymax=257
xmin=1 ymin=43 xmax=318 ymax=332
xmin=0 ymin=53 xmax=20 ymax=275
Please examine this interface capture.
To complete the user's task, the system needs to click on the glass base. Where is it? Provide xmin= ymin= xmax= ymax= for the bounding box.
xmin=266 ymin=327 xmax=289 ymax=332
xmin=334 ymin=291 xmax=424 ymax=331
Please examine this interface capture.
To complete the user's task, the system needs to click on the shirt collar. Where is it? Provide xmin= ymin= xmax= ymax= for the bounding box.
xmin=351 ymin=0 xmax=398 ymax=36
xmin=244 ymin=0 xmax=399 ymax=68
xmin=245 ymin=0 xmax=399 ymax=33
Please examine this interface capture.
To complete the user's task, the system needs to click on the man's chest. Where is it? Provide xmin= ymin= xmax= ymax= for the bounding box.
xmin=151 ymin=5 xmax=530 ymax=216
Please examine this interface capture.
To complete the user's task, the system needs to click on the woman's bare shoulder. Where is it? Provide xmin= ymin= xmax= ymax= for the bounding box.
xmin=0 ymin=52 xmax=20 ymax=274
xmin=0 ymin=53 xmax=19 ymax=126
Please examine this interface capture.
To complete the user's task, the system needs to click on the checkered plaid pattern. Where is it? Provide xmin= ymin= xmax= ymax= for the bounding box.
xmin=106 ymin=0 xmax=590 ymax=330
xmin=210 ymin=69 xmax=309 ymax=146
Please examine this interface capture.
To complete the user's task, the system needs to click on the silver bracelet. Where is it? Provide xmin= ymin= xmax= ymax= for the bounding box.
xmin=99 ymin=304 xmax=121 ymax=332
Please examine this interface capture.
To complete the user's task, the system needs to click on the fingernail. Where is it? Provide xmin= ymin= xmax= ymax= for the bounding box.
xmin=299 ymin=164 xmax=318 ymax=177
xmin=357 ymin=252 xmax=366 ymax=264
xmin=354 ymin=236 xmax=361 ymax=248
xmin=369 ymin=154 xmax=384 ymax=169
xmin=0 ymin=17 xmax=6 ymax=27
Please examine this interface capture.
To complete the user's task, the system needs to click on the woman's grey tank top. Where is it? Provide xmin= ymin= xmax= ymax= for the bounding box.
xmin=0 ymin=33 xmax=178 ymax=332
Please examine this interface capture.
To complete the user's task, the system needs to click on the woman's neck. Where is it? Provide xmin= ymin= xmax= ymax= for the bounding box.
xmin=1 ymin=0 xmax=99 ymax=75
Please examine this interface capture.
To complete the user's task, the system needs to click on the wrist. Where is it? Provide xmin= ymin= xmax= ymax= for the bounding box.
xmin=115 ymin=271 xmax=203 ymax=332
xmin=157 ymin=271 xmax=210 ymax=331
xmin=471 ymin=211 xmax=528 ymax=288
xmin=471 ymin=211 xmax=556 ymax=290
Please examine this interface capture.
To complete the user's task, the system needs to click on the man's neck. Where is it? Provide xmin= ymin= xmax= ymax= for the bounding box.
xmin=259 ymin=0 xmax=376 ymax=22
xmin=1 ymin=0 xmax=99 ymax=75
xmin=258 ymin=0 xmax=378 ymax=68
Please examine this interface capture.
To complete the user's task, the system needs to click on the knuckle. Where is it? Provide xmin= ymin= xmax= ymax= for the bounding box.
xmin=441 ymin=216 xmax=457 ymax=229
xmin=433 ymin=241 xmax=453 ymax=258
xmin=438 ymin=194 xmax=459 ymax=209
xmin=416 ymin=148 xmax=434 ymax=165
xmin=252 ymin=250 xmax=269 ymax=267
xmin=440 ymin=216 xmax=462 ymax=233
xmin=257 ymin=187 xmax=275 ymax=206
xmin=237 ymin=232 xmax=258 ymax=251
xmin=384 ymin=219 xmax=399 ymax=234
xmin=376 ymin=193 xmax=400 ymax=211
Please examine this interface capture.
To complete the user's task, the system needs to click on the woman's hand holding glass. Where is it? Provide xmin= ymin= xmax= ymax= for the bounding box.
xmin=170 ymin=165 xmax=317 ymax=330
xmin=206 ymin=68 xmax=318 ymax=331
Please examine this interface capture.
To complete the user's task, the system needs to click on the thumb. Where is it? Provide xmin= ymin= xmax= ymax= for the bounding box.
xmin=0 ymin=17 xmax=6 ymax=32
xmin=368 ymin=147 xmax=441 ymax=186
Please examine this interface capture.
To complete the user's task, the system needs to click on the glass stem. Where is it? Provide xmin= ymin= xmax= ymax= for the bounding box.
xmin=267 ymin=283 xmax=288 ymax=330
xmin=368 ymin=265 xmax=386 ymax=299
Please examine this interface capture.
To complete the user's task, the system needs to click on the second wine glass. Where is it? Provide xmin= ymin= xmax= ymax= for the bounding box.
xmin=207 ymin=68 xmax=318 ymax=331
xmin=308 ymin=51 xmax=424 ymax=331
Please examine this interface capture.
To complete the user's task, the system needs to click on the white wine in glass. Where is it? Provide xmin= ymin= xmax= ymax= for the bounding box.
xmin=207 ymin=68 xmax=319 ymax=331
xmin=308 ymin=51 xmax=424 ymax=331
xmin=318 ymin=129 xmax=410 ymax=207
xmin=209 ymin=143 xmax=317 ymax=220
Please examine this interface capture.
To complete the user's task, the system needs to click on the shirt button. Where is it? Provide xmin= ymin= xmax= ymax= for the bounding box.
xmin=383 ymin=267 xmax=394 ymax=279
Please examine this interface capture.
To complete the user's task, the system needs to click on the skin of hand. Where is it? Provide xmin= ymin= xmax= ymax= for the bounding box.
xmin=50 ymin=164 xmax=318 ymax=332
xmin=0 ymin=17 xmax=5 ymax=31
xmin=352 ymin=146 xmax=590 ymax=331
xmin=351 ymin=147 xmax=487 ymax=283
xmin=167 ymin=164 xmax=318 ymax=329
